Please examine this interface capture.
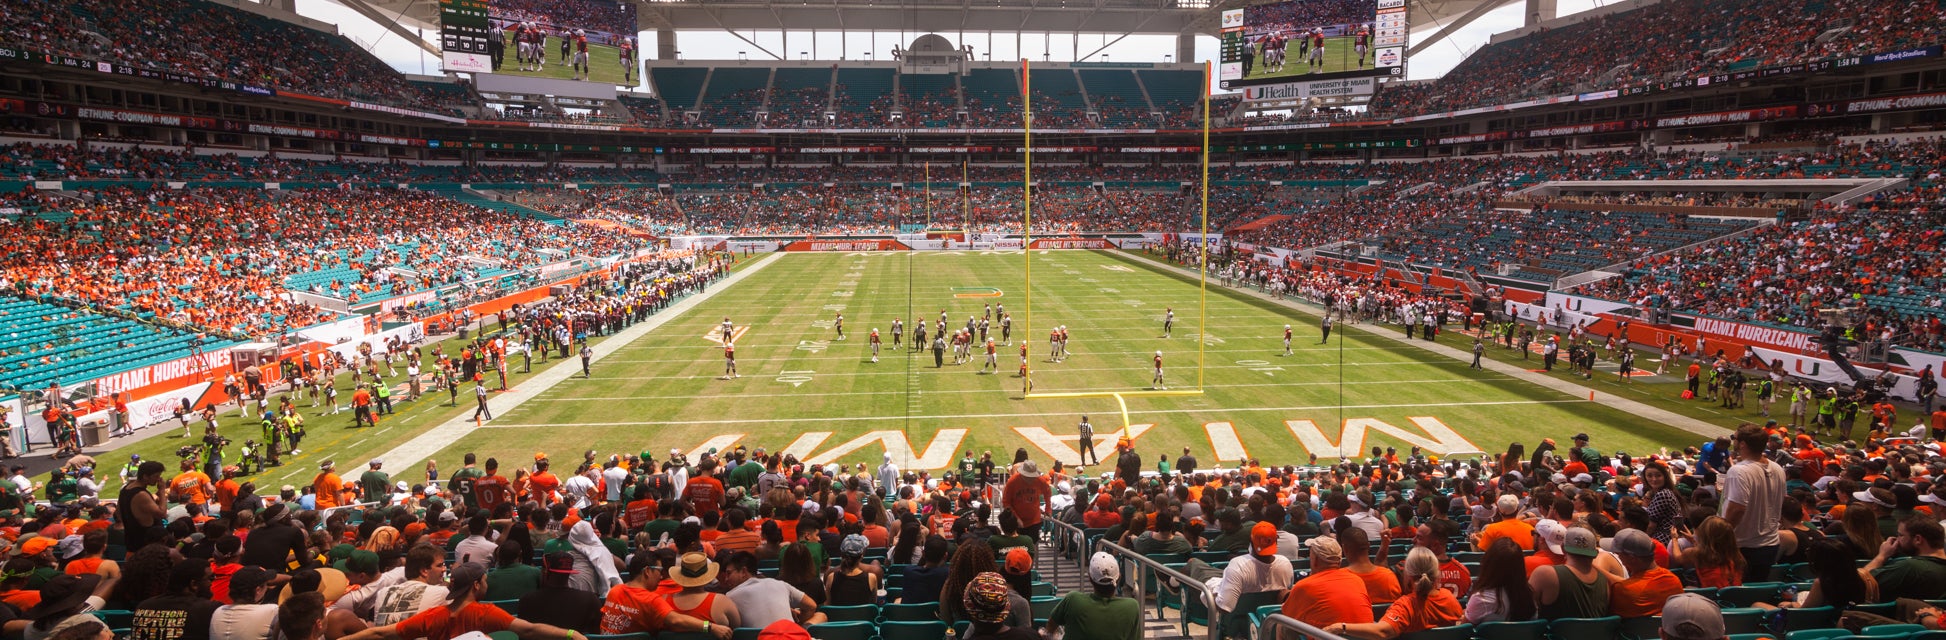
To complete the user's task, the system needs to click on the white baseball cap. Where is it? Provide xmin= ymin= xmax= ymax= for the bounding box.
xmin=1088 ymin=552 xmax=1121 ymax=585
xmin=1535 ymin=519 xmax=1567 ymax=555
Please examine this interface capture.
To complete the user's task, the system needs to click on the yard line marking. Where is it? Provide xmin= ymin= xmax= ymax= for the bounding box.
xmin=605 ymin=344 xmax=1420 ymax=358
xmin=361 ymin=253 xmax=786 ymax=471
xmin=522 ymin=376 xmax=1516 ymax=402
xmin=559 ymin=359 xmax=1463 ymax=380
xmin=484 ymin=399 xmax=1585 ymax=429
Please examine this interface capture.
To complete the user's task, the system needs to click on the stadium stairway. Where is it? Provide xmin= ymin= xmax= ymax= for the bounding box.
xmin=1034 ymin=533 xmax=1202 ymax=640
xmin=440 ymin=187 xmax=566 ymax=224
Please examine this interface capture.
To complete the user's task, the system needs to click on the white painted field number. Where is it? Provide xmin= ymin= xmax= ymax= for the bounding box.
xmin=776 ymin=370 xmax=815 ymax=387
xmin=796 ymin=340 xmax=831 ymax=353
xmin=1236 ymin=359 xmax=1283 ymax=376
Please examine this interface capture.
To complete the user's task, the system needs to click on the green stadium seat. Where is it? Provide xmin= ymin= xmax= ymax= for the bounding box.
xmin=1549 ymin=616 xmax=1620 ymax=640
xmin=882 ymin=603 xmax=938 ymax=621
xmin=807 ymin=621 xmax=878 ymax=640
xmin=1398 ymin=623 xmax=1473 ymax=640
xmin=880 ymin=621 xmax=946 ymax=640
xmin=1863 ymin=625 xmax=1929 ymax=637
xmin=1474 ymin=620 xmax=1549 ymax=640
xmin=1621 ymin=616 xmax=1661 ymax=640
xmin=821 ymin=605 xmax=881 ymax=623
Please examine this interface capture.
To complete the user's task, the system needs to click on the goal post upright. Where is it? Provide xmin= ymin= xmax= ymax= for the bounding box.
xmin=1198 ymin=59 xmax=1211 ymax=391
xmin=1022 ymin=57 xmax=1034 ymax=394
xmin=1016 ymin=61 xmax=1210 ymax=432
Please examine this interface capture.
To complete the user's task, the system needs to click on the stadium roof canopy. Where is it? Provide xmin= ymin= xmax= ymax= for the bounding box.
xmin=333 ymin=0 xmax=1538 ymax=59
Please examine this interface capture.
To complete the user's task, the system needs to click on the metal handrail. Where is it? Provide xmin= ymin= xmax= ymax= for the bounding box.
xmin=1260 ymin=613 xmax=1354 ymax=640
xmin=1097 ymin=540 xmax=1224 ymax=640
xmin=1044 ymin=517 xmax=1089 ymax=567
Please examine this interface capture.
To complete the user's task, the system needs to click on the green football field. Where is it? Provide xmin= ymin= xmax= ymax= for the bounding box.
xmin=500 ymin=35 xmax=638 ymax=87
xmin=1239 ymin=35 xmax=1380 ymax=81
xmin=90 ymin=249 xmax=1752 ymax=490
xmin=411 ymin=250 xmax=1708 ymax=475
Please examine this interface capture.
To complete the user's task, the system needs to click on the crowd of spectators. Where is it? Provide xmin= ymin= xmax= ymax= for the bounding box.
xmin=14 ymin=0 xmax=1939 ymax=127
xmin=1371 ymin=0 xmax=1946 ymax=117
xmin=1562 ymin=139 xmax=1946 ymax=348
xmin=901 ymin=90 xmax=961 ymax=128
xmin=767 ymin=88 xmax=832 ymax=127
xmin=0 ymin=185 xmax=647 ymax=339
xmin=50 ymin=385 xmax=1946 ymax=640
xmin=620 ymin=96 xmax=665 ymax=126
xmin=2 ymin=0 xmax=473 ymax=115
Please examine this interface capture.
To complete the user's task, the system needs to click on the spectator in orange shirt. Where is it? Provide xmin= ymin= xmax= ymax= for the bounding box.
xmin=1607 ymin=529 xmax=1683 ymax=618
xmin=1331 ymin=547 xmax=1463 ymax=639
xmin=1339 ymin=530 xmax=1402 ymax=602
xmin=1281 ymin=536 xmax=1373 ymax=637
xmin=312 ymin=460 xmax=344 ymax=510
xmin=999 ymin=461 xmax=1052 ymax=539
xmin=528 ymin=460 xmax=561 ymax=507
xmin=215 ymin=466 xmax=241 ymax=514
xmin=1473 ymin=494 xmax=1534 ymax=552
xmin=169 ymin=458 xmax=215 ymax=507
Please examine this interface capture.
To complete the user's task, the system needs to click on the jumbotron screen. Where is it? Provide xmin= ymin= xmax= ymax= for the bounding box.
xmin=440 ymin=0 xmax=640 ymax=87
xmin=1218 ymin=0 xmax=1405 ymax=89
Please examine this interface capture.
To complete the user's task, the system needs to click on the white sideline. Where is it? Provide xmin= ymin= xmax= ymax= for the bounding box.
xmin=365 ymin=252 xmax=786 ymax=470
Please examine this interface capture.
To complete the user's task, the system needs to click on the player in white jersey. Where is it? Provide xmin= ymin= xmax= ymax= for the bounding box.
xmin=1152 ymin=351 xmax=1166 ymax=390
xmin=1000 ymin=313 xmax=1012 ymax=345
xmin=1162 ymin=308 xmax=1174 ymax=338
xmin=870 ymin=329 xmax=881 ymax=363
xmin=721 ymin=317 xmax=735 ymax=342
xmin=834 ymin=312 xmax=846 ymax=340
xmin=891 ymin=318 xmax=903 ymax=348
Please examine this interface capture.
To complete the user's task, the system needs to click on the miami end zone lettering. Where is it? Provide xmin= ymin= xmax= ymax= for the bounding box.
xmin=1285 ymin=417 xmax=1485 ymax=459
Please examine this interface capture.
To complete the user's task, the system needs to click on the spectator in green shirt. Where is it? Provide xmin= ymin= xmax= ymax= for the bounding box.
xmin=985 ymin=512 xmax=1036 ymax=560
xmin=1869 ymin=517 xmax=1946 ymax=602
xmin=1207 ymin=508 xmax=1253 ymax=554
xmin=481 ymin=540 xmax=541 ymax=601
xmin=1046 ymin=552 xmax=1142 ymax=640
xmin=1132 ymin=511 xmax=1193 ymax=556
xmin=359 ymin=460 xmax=390 ymax=505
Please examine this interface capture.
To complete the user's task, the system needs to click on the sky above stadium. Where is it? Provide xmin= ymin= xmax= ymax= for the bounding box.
xmin=307 ymin=0 xmax=1604 ymax=92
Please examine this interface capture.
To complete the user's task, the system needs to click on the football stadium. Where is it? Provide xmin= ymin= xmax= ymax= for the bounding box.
xmin=1 ymin=0 xmax=1944 ymax=639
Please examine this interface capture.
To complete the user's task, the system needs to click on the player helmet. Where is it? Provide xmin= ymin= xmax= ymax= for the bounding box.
xmin=1155 ymin=350 xmax=1163 ymax=357
xmin=1286 ymin=324 xmax=1291 ymax=329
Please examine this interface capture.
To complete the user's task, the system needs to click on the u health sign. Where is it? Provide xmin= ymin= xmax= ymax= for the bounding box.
xmin=1242 ymin=77 xmax=1377 ymax=103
